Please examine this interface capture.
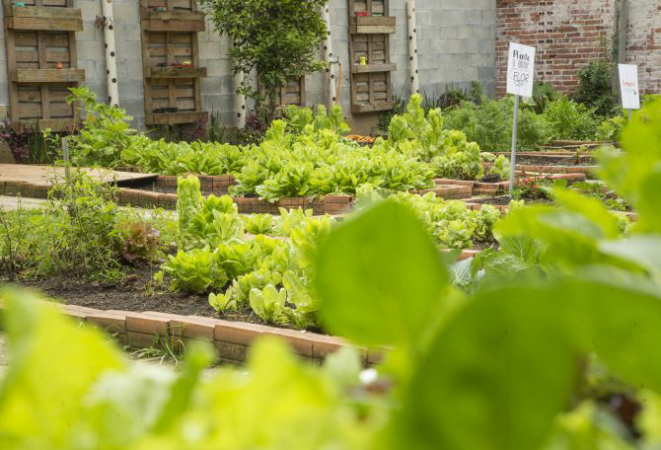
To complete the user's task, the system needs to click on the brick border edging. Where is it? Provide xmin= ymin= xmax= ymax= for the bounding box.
xmin=21 ymin=301 xmax=380 ymax=366
xmin=437 ymin=173 xmax=588 ymax=195
xmin=463 ymin=199 xmax=639 ymax=222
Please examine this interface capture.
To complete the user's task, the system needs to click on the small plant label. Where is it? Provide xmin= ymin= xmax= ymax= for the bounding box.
xmin=506 ymin=42 xmax=536 ymax=98
xmin=618 ymin=64 xmax=640 ymax=110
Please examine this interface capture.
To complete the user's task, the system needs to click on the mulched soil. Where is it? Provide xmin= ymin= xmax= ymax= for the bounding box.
xmin=5 ymin=266 xmax=267 ymax=325
xmin=472 ymin=195 xmax=553 ymax=206
xmin=514 ymin=155 xmax=595 ymax=166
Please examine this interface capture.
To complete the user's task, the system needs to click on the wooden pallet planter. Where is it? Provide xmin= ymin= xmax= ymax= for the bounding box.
xmin=279 ymin=78 xmax=306 ymax=108
xmin=3 ymin=4 xmax=82 ymax=31
xmin=142 ymin=10 xmax=205 ymax=32
xmin=140 ymin=0 xmax=207 ymax=126
xmin=348 ymin=0 xmax=396 ymax=114
xmin=3 ymin=0 xmax=84 ymax=131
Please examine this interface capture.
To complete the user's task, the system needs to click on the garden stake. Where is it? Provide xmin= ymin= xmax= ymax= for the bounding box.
xmin=509 ymin=94 xmax=519 ymax=194
xmin=62 ymin=137 xmax=70 ymax=187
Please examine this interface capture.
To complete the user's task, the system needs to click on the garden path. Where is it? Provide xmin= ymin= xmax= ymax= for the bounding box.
xmin=0 ymin=164 xmax=156 ymax=188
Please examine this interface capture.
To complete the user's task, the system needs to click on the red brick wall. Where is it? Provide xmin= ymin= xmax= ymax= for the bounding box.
xmin=626 ymin=0 xmax=661 ymax=95
xmin=495 ymin=0 xmax=616 ymax=96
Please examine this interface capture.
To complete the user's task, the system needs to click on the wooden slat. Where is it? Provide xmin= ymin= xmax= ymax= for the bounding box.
xmin=17 ymin=87 xmax=41 ymax=102
xmin=42 ymin=31 xmax=69 ymax=46
xmin=351 ymin=62 xmax=396 ymax=73
xmin=43 ymin=0 xmax=68 ymax=6
xmin=351 ymin=101 xmax=395 ymax=113
xmin=14 ymin=31 xmax=38 ymax=46
xmin=19 ymin=102 xmax=42 ymax=118
xmin=349 ymin=16 xmax=396 ymax=34
xmin=7 ymin=5 xmax=81 ymax=19
xmin=15 ymin=49 xmax=39 ymax=63
xmin=176 ymin=98 xmax=195 ymax=110
xmin=144 ymin=11 xmax=205 ymax=32
xmin=7 ymin=7 xmax=83 ymax=32
xmin=12 ymin=68 xmax=85 ymax=82
xmin=146 ymin=67 xmax=206 ymax=78
xmin=7 ymin=24 xmax=22 ymax=125
xmin=145 ymin=110 xmax=207 ymax=125
xmin=16 ymin=118 xmax=75 ymax=131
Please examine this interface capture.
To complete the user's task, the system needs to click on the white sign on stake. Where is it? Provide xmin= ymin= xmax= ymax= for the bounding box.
xmin=507 ymin=42 xmax=536 ymax=98
xmin=618 ymin=64 xmax=640 ymax=111
xmin=506 ymin=42 xmax=536 ymax=194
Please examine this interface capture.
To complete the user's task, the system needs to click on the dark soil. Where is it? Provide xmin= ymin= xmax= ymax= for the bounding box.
xmin=514 ymin=155 xmax=595 ymax=167
xmin=6 ymin=265 xmax=266 ymax=325
xmin=472 ymin=195 xmax=554 ymax=206
xmin=472 ymin=241 xmax=499 ymax=251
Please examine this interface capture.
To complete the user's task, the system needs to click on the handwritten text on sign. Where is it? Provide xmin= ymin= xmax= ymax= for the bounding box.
xmin=618 ymin=64 xmax=640 ymax=110
xmin=506 ymin=42 xmax=536 ymax=98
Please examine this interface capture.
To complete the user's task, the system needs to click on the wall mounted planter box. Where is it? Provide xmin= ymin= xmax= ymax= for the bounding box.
xmin=11 ymin=68 xmax=85 ymax=83
xmin=349 ymin=16 xmax=396 ymax=34
xmin=142 ymin=10 xmax=206 ymax=31
xmin=3 ymin=4 xmax=82 ymax=131
xmin=4 ymin=6 xmax=82 ymax=31
xmin=145 ymin=110 xmax=208 ymax=125
xmin=146 ymin=67 xmax=207 ymax=79
xmin=351 ymin=62 xmax=396 ymax=74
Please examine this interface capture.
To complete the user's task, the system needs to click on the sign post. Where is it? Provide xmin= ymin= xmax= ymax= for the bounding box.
xmin=506 ymin=42 xmax=536 ymax=194
xmin=618 ymin=64 xmax=640 ymax=120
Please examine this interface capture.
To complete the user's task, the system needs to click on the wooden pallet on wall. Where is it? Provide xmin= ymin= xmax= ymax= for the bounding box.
xmin=2 ymin=0 xmax=84 ymax=131
xmin=139 ymin=0 xmax=207 ymax=126
xmin=347 ymin=0 xmax=396 ymax=114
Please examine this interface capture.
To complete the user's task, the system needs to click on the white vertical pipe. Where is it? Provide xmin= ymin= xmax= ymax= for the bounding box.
xmin=322 ymin=6 xmax=337 ymax=107
xmin=234 ymin=70 xmax=246 ymax=129
xmin=407 ymin=0 xmax=420 ymax=96
xmin=101 ymin=0 xmax=119 ymax=107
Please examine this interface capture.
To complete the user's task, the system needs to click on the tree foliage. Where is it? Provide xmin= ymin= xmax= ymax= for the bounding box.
xmin=200 ymin=0 xmax=329 ymax=120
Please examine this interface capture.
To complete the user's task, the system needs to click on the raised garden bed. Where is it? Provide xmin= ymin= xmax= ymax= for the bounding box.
xmin=436 ymin=172 xmax=587 ymax=196
xmin=10 ymin=245 xmax=480 ymax=364
xmin=10 ymin=297 xmax=359 ymax=365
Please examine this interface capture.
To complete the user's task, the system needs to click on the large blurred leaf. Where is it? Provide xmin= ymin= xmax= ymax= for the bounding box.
xmin=394 ymin=285 xmax=576 ymax=450
xmin=394 ymin=278 xmax=661 ymax=450
xmin=597 ymin=98 xmax=661 ymax=206
xmin=315 ymin=200 xmax=449 ymax=348
xmin=552 ymin=188 xmax=621 ymax=239
xmin=635 ymin=171 xmax=661 ymax=233
xmin=0 ymin=288 xmax=124 ymax=448
xmin=599 ymin=235 xmax=661 ymax=283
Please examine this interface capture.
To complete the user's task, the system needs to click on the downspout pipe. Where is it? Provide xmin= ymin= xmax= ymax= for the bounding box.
xmin=101 ymin=0 xmax=119 ymax=107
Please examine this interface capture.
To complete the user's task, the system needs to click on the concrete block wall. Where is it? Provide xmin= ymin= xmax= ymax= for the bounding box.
xmin=307 ymin=0 xmax=497 ymax=133
xmin=0 ymin=0 xmax=497 ymax=132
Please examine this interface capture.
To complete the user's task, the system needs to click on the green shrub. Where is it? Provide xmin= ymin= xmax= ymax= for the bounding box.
xmin=574 ymin=60 xmax=618 ymax=116
xmin=544 ymin=95 xmax=602 ymax=141
xmin=65 ymin=86 xmax=136 ymax=167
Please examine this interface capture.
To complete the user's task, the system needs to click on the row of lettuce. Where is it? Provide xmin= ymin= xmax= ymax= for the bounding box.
xmin=121 ymin=97 xmax=509 ymax=201
xmin=65 ymin=89 xmax=509 ymax=202
xmin=1 ymin=99 xmax=661 ymax=449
